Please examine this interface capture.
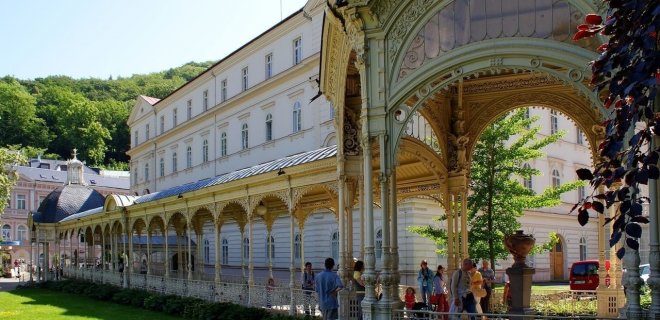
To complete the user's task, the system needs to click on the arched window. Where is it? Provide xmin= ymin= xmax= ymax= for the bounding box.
xmin=294 ymin=233 xmax=301 ymax=260
xmin=375 ymin=229 xmax=383 ymax=260
xmin=221 ymin=238 xmax=229 ymax=264
xmin=220 ymin=132 xmax=227 ymax=157
xmin=265 ymin=114 xmax=273 ymax=141
xmin=550 ymin=110 xmax=559 ymax=134
xmin=17 ymin=225 xmax=26 ymax=241
xmin=159 ymin=158 xmax=165 ymax=177
xmin=204 ymin=239 xmax=210 ymax=264
xmin=241 ymin=124 xmax=249 ymax=149
xmin=292 ymin=101 xmax=302 ymax=133
xmin=243 ymin=237 xmax=249 ymax=260
xmin=202 ymin=139 xmax=209 ymax=162
xmin=1 ymin=225 xmax=10 ymax=240
xmin=331 ymin=231 xmax=339 ymax=262
xmin=144 ymin=163 xmax=149 ymax=182
xmin=579 ymin=237 xmax=587 ymax=260
xmin=265 ymin=235 xmax=275 ymax=261
xmin=172 ymin=152 xmax=178 ymax=172
xmin=523 ymin=163 xmax=533 ymax=190
xmin=552 ymin=169 xmax=561 ymax=187
xmin=186 ymin=146 xmax=192 ymax=169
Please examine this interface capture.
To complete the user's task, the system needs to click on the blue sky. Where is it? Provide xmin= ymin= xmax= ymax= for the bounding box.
xmin=0 ymin=0 xmax=308 ymax=79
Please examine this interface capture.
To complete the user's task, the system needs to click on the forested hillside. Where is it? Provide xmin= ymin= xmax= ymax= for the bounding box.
xmin=0 ymin=61 xmax=214 ymax=169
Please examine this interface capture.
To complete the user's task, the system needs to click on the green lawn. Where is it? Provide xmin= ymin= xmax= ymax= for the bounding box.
xmin=0 ymin=288 xmax=181 ymax=320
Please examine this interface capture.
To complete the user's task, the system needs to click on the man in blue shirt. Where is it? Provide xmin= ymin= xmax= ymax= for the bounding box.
xmin=315 ymin=257 xmax=344 ymax=320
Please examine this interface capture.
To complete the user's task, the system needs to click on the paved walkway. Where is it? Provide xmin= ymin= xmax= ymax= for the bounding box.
xmin=0 ymin=276 xmax=25 ymax=292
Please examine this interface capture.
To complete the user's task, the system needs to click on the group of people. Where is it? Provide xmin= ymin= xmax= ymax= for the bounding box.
xmin=297 ymin=256 xmax=500 ymax=320
xmin=407 ymin=258 xmax=495 ymax=319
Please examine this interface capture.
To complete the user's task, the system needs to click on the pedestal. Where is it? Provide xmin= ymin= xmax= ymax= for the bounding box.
xmin=506 ymin=266 xmax=535 ymax=320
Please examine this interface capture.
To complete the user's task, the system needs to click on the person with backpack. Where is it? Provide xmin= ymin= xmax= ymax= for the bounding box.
xmin=301 ymin=261 xmax=316 ymax=315
xmin=449 ymin=258 xmax=476 ymax=320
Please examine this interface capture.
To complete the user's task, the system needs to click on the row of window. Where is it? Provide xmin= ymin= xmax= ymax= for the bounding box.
xmin=135 ymin=38 xmax=303 ymax=148
xmin=136 ymin=102 xmax=304 ymax=184
xmin=524 ymin=109 xmax=585 ymax=145
xmin=1 ymin=224 xmax=28 ymax=241
xmin=522 ymin=164 xmax=587 ymax=199
xmin=200 ymin=228 xmax=385 ymax=266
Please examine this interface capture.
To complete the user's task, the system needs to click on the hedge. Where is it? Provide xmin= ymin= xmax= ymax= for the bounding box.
xmin=18 ymin=280 xmax=315 ymax=320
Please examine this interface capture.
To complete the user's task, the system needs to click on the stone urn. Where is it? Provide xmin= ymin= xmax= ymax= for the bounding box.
xmin=504 ymin=230 xmax=535 ymax=268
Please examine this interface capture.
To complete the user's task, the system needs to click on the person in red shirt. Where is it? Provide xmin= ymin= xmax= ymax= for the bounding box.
xmin=405 ymin=287 xmax=417 ymax=310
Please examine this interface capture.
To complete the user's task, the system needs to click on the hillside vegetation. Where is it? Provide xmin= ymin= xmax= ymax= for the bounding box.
xmin=0 ymin=61 xmax=214 ymax=169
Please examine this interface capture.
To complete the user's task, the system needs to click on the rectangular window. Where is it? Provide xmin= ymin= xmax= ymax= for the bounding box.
xmin=203 ymin=90 xmax=208 ymax=111
xmin=145 ymin=124 xmax=150 ymax=140
xmin=173 ymin=108 xmax=178 ymax=127
xmin=16 ymin=195 xmax=26 ymax=210
xmin=576 ymin=128 xmax=584 ymax=145
xmin=160 ymin=116 xmax=165 ymax=134
xmin=134 ymin=130 xmax=138 ymax=146
xmin=221 ymin=79 xmax=227 ymax=102
xmin=242 ymin=67 xmax=249 ymax=91
xmin=293 ymin=37 xmax=302 ymax=65
xmin=187 ymin=99 xmax=192 ymax=120
xmin=265 ymin=53 xmax=273 ymax=79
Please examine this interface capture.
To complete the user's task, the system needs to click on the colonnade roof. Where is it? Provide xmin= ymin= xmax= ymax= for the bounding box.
xmin=50 ymin=146 xmax=338 ymax=225
xmin=135 ymin=145 xmax=337 ymax=204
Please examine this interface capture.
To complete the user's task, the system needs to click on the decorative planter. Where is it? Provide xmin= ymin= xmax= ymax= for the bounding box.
xmin=504 ymin=230 xmax=536 ymax=268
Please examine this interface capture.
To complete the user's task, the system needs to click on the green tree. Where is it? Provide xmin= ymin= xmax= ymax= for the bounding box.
xmin=0 ymin=148 xmax=26 ymax=215
xmin=410 ymin=109 xmax=583 ymax=269
xmin=0 ymin=79 xmax=51 ymax=148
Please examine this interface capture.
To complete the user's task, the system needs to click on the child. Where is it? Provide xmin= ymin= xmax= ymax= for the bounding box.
xmin=405 ymin=287 xmax=416 ymax=310
xmin=266 ymin=277 xmax=275 ymax=309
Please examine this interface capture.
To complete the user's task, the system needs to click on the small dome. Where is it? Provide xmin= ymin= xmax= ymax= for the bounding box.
xmin=35 ymin=184 xmax=105 ymax=223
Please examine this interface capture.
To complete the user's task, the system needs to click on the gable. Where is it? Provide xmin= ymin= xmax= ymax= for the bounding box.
xmin=127 ymin=96 xmax=158 ymax=126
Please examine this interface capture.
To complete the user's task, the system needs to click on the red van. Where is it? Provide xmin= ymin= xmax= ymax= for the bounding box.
xmin=569 ymin=260 xmax=609 ymax=290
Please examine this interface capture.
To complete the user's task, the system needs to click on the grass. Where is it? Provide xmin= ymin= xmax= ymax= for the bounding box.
xmin=0 ymin=288 xmax=181 ymax=320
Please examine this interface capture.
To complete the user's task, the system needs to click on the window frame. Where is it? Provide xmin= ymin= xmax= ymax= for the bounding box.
xmin=220 ymin=132 xmax=227 ymax=157
xmin=159 ymin=158 xmax=165 ymax=177
xmin=242 ymin=67 xmax=249 ymax=91
xmin=173 ymin=108 xmax=178 ymax=127
xmin=293 ymin=37 xmax=302 ymax=65
xmin=241 ymin=123 xmax=249 ymax=150
xmin=221 ymin=79 xmax=227 ymax=102
xmin=172 ymin=152 xmax=178 ymax=172
xmin=265 ymin=53 xmax=273 ymax=79
xmin=292 ymin=101 xmax=302 ymax=133
xmin=222 ymin=238 xmax=229 ymax=264
xmin=186 ymin=146 xmax=192 ymax=169
xmin=550 ymin=110 xmax=559 ymax=134
xmin=144 ymin=163 xmax=149 ymax=182
xmin=265 ymin=114 xmax=273 ymax=141
xmin=202 ymin=139 xmax=209 ymax=163
xmin=203 ymin=90 xmax=209 ymax=111
xmin=552 ymin=169 xmax=561 ymax=187
xmin=16 ymin=194 xmax=26 ymax=210
xmin=187 ymin=99 xmax=192 ymax=120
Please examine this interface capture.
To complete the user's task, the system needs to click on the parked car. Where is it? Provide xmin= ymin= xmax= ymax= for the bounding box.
xmin=569 ymin=260 xmax=602 ymax=290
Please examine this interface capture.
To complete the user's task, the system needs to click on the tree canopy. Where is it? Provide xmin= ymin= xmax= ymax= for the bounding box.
xmin=572 ymin=0 xmax=658 ymax=259
xmin=0 ymin=61 xmax=214 ymax=167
